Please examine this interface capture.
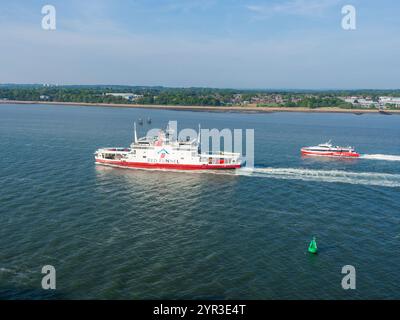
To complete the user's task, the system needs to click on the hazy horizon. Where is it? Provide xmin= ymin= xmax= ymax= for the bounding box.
xmin=2 ymin=83 xmax=400 ymax=92
xmin=1 ymin=0 xmax=399 ymax=89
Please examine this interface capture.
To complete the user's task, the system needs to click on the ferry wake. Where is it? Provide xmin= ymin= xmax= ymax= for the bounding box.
xmin=95 ymin=123 xmax=243 ymax=170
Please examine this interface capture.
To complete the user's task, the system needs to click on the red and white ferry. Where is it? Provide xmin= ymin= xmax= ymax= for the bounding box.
xmin=301 ymin=141 xmax=360 ymax=158
xmin=95 ymin=124 xmax=243 ymax=170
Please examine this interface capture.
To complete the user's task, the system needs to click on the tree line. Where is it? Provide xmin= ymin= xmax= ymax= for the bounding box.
xmin=1 ymin=86 xmax=399 ymax=108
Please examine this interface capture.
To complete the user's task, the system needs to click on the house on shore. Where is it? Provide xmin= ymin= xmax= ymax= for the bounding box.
xmin=105 ymin=93 xmax=144 ymax=101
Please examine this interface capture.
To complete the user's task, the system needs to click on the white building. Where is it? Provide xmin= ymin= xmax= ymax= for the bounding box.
xmin=105 ymin=93 xmax=144 ymax=101
xmin=341 ymin=95 xmax=400 ymax=108
xmin=343 ymin=96 xmax=359 ymax=104
xmin=357 ymin=98 xmax=378 ymax=108
xmin=379 ymin=96 xmax=400 ymax=107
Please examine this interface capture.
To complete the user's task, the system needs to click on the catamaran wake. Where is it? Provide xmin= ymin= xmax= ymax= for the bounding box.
xmin=360 ymin=154 xmax=400 ymax=161
xmin=227 ymin=167 xmax=400 ymax=188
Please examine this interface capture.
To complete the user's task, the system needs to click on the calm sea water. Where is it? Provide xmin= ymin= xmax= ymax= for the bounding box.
xmin=0 ymin=103 xmax=399 ymax=299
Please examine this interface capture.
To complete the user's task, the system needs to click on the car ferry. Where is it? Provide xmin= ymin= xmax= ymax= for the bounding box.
xmin=95 ymin=124 xmax=243 ymax=170
xmin=301 ymin=141 xmax=360 ymax=158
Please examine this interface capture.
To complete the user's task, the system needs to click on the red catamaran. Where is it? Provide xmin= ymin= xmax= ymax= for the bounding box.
xmin=301 ymin=141 xmax=360 ymax=158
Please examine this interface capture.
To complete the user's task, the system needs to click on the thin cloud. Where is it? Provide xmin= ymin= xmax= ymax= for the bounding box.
xmin=246 ymin=0 xmax=342 ymax=18
xmin=163 ymin=0 xmax=217 ymax=13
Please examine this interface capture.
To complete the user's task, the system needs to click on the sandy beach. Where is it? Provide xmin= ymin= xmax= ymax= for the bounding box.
xmin=1 ymin=100 xmax=399 ymax=114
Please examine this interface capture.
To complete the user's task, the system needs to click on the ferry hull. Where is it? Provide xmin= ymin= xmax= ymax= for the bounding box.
xmin=95 ymin=123 xmax=243 ymax=170
xmin=95 ymin=159 xmax=242 ymax=170
xmin=301 ymin=149 xmax=360 ymax=158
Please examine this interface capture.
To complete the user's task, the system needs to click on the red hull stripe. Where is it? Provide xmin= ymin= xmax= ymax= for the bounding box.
xmin=96 ymin=159 xmax=241 ymax=170
xmin=301 ymin=150 xmax=360 ymax=158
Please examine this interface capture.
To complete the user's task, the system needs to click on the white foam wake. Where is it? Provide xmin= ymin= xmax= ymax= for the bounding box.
xmin=360 ymin=154 xmax=400 ymax=162
xmin=101 ymin=164 xmax=400 ymax=188
xmin=232 ymin=167 xmax=400 ymax=188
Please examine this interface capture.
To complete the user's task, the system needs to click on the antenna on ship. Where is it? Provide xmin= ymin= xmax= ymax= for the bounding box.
xmin=198 ymin=124 xmax=201 ymax=151
xmin=198 ymin=124 xmax=202 ymax=142
xmin=134 ymin=122 xmax=138 ymax=143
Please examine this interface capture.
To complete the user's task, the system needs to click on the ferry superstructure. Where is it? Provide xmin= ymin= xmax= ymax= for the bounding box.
xmin=95 ymin=124 xmax=243 ymax=170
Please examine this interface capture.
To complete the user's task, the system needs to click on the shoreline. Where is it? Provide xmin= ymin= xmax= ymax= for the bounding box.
xmin=1 ymin=100 xmax=399 ymax=114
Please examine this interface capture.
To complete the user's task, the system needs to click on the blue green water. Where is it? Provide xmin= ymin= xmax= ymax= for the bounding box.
xmin=0 ymin=104 xmax=400 ymax=299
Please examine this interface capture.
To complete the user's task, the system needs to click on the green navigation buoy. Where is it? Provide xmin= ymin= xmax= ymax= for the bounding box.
xmin=308 ymin=236 xmax=318 ymax=254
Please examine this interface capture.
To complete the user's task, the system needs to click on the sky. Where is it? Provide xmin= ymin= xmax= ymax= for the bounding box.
xmin=0 ymin=0 xmax=399 ymax=89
